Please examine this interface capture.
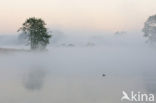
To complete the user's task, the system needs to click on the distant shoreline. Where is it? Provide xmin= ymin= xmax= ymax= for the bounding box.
xmin=0 ymin=48 xmax=30 ymax=53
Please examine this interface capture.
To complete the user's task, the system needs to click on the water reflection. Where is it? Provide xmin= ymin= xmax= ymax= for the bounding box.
xmin=22 ymin=67 xmax=47 ymax=91
xmin=0 ymin=47 xmax=155 ymax=103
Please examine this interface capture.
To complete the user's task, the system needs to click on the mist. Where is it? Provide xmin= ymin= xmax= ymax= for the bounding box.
xmin=0 ymin=30 xmax=156 ymax=103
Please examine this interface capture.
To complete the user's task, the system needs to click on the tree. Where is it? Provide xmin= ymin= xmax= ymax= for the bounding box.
xmin=17 ymin=33 xmax=28 ymax=44
xmin=143 ymin=14 xmax=156 ymax=43
xmin=18 ymin=17 xmax=51 ymax=50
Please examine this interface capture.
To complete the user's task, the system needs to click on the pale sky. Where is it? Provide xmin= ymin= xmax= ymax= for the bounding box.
xmin=0 ymin=0 xmax=156 ymax=34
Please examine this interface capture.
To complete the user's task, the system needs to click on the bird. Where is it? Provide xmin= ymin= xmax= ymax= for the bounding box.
xmin=102 ymin=74 xmax=106 ymax=77
xmin=121 ymin=91 xmax=131 ymax=101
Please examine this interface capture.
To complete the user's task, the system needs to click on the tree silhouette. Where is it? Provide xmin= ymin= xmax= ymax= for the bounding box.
xmin=18 ymin=17 xmax=51 ymax=50
xmin=143 ymin=14 xmax=156 ymax=43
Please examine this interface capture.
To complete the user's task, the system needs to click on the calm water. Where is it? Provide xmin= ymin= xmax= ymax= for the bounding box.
xmin=0 ymin=46 xmax=155 ymax=103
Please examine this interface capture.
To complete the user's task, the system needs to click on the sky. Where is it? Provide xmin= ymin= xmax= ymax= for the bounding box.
xmin=0 ymin=0 xmax=156 ymax=34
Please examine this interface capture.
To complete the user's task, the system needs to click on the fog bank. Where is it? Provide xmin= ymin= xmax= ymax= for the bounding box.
xmin=0 ymin=30 xmax=155 ymax=103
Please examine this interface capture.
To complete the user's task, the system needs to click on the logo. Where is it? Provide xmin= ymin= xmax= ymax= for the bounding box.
xmin=121 ymin=91 xmax=155 ymax=102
